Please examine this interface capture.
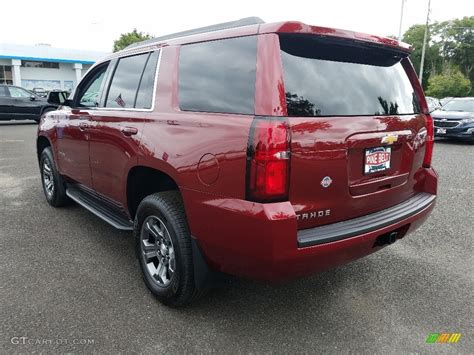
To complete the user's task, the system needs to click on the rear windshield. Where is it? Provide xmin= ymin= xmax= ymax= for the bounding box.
xmin=279 ymin=34 xmax=420 ymax=117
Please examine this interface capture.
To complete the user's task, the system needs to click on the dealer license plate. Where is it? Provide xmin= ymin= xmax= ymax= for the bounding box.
xmin=364 ymin=147 xmax=391 ymax=174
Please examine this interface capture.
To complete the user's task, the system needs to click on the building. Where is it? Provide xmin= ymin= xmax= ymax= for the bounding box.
xmin=0 ymin=43 xmax=108 ymax=92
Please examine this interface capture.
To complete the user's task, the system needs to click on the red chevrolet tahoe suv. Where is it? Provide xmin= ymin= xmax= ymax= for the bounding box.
xmin=36 ymin=18 xmax=438 ymax=306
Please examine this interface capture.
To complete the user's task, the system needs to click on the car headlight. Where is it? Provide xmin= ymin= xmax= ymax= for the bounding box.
xmin=461 ymin=118 xmax=474 ymax=124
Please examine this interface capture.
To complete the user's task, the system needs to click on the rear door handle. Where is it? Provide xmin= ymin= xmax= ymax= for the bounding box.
xmin=120 ymin=127 xmax=138 ymax=136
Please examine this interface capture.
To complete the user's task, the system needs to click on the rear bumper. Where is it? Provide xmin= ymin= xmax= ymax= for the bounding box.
xmin=297 ymin=192 xmax=435 ymax=247
xmin=182 ymin=167 xmax=438 ymax=282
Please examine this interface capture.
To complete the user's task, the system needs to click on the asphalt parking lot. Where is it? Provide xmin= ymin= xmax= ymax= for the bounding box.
xmin=0 ymin=121 xmax=472 ymax=353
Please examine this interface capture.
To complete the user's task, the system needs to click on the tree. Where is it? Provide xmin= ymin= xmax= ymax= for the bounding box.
xmin=401 ymin=16 xmax=473 ymax=92
xmin=113 ymin=29 xmax=152 ymax=52
xmin=425 ymin=68 xmax=471 ymax=98
xmin=285 ymin=92 xmax=321 ymax=116
xmin=402 ymin=24 xmax=442 ymax=89
xmin=431 ymin=16 xmax=474 ymax=90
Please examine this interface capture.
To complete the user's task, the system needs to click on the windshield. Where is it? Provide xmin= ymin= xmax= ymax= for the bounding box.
xmin=442 ymin=99 xmax=474 ymax=112
xmin=8 ymin=86 xmax=38 ymax=98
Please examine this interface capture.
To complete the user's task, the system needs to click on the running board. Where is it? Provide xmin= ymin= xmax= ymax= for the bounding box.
xmin=66 ymin=187 xmax=133 ymax=231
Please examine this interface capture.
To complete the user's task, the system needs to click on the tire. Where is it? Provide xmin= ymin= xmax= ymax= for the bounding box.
xmin=39 ymin=147 xmax=69 ymax=207
xmin=134 ymin=191 xmax=204 ymax=307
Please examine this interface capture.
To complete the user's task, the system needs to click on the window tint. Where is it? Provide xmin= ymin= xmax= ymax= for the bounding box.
xmin=8 ymin=86 xmax=31 ymax=98
xmin=179 ymin=36 xmax=257 ymax=114
xmin=135 ymin=51 xmax=160 ymax=109
xmin=106 ymin=53 xmax=150 ymax=108
xmin=280 ymin=34 xmax=420 ymax=117
xmin=0 ymin=86 xmax=8 ymax=97
xmin=77 ymin=64 xmax=108 ymax=107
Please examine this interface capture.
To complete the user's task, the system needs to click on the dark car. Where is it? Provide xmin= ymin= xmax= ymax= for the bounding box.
xmin=0 ymin=85 xmax=62 ymax=123
xmin=432 ymin=97 xmax=474 ymax=141
xmin=36 ymin=18 xmax=437 ymax=306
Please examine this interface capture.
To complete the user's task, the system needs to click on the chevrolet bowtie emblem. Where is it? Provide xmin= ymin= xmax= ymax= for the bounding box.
xmin=381 ymin=134 xmax=398 ymax=145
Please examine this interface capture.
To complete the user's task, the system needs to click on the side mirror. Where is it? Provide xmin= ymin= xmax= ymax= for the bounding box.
xmin=63 ymin=98 xmax=73 ymax=107
xmin=29 ymin=95 xmax=36 ymax=101
xmin=47 ymin=91 xmax=70 ymax=106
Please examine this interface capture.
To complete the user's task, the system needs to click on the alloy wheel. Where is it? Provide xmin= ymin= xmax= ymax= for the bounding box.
xmin=42 ymin=159 xmax=54 ymax=198
xmin=140 ymin=215 xmax=176 ymax=286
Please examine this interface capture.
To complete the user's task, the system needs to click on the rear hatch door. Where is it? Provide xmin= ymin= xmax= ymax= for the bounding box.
xmin=278 ymin=34 xmax=428 ymax=230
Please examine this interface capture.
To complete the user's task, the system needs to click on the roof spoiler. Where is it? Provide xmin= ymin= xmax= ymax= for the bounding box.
xmin=125 ymin=17 xmax=265 ymax=49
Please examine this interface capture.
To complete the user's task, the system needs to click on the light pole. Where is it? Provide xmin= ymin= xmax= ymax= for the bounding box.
xmin=398 ymin=0 xmax=406 ymax=41
xmin=419 ymin=0 xmax=431 ymax=84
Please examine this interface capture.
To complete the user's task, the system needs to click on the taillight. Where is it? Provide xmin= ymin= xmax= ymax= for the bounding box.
xmin=423 ymin=114 xmax=434 ymax=168
xmin=400 ymin=58 xmax=434 ymax=168
xmin=246 ymin=117 xmax=290 ymax=202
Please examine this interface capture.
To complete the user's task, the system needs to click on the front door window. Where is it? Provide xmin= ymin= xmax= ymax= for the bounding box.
xmin=8 ymin=86 xmax=32 ymax=98
xmin=76 ymin=64 xmax=108 ymax=107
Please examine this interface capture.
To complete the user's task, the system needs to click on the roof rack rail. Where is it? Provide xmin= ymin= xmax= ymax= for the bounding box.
xmin=125 ymin=17 xmax=265 ymax=50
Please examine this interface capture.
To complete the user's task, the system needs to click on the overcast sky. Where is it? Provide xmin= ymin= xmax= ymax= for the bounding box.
xmin=0 ymin=0 xmax=472 ymax=53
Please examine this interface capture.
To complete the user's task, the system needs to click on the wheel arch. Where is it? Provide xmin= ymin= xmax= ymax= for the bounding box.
xmin=126 ymin=165 xmax=180 ymax=219
xmin=36 ymin=135 xmax=52 ymax=163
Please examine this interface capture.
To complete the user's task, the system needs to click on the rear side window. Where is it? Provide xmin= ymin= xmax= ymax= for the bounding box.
xmin=179 ymin=36 xmax=257 ymax=114
xmin=106 ymin=51 xmax=159 ymax=109
xmin=135 ymin=51 xmax=160 ymax=109
xmin=280 ymin=34 xmax=420 ymax=117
